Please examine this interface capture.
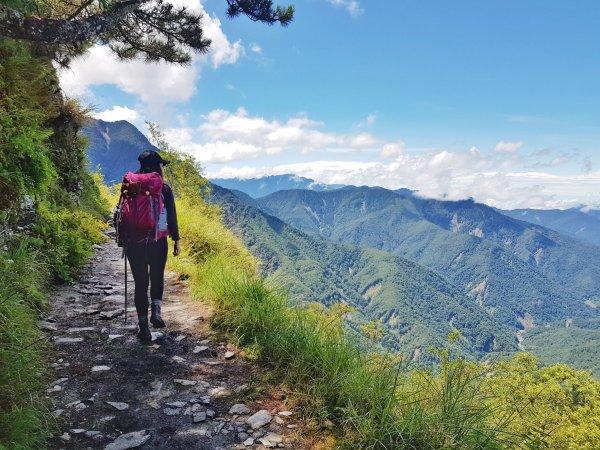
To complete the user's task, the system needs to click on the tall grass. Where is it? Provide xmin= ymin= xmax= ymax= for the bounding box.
xmin=0 ymin=241 xmax=50 ymax=448
xmin=170 ymin=196 xmax=529 ymax=449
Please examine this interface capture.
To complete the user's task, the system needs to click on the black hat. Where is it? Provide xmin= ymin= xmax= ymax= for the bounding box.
xmin=138 ymin=150 xmax=169 ymax=168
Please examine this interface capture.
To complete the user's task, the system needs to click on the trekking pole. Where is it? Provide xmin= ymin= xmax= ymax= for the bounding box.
xmin=124 ymin=246 xmax=128 ymax=324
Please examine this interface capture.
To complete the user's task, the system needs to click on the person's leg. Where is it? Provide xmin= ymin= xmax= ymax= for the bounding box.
xmin=149 ymin=238 xmax=168 ymax=328
xmin=126 ymin=245 xmax=152 ymax=343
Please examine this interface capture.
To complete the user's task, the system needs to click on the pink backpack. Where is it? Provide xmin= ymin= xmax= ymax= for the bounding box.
xmin=116 ymin=172 xmax=166 ymax=245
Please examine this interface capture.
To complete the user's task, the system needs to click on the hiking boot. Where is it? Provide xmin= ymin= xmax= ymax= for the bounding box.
xmin=137 ymin=319 xmax=152 ymax=344
xmin=150 ymin=300 xmax=166 ymax=328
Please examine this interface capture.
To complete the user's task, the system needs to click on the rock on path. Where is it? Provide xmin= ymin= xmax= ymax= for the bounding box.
xmin=43 ymin=235 xmax=301 ymax=449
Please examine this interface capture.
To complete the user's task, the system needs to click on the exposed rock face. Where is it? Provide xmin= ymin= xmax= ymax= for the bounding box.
xmin=468 ymin=279 xmax=488 ymax=307
xmin=469 ymin=227 xmax=484 ymax=238
xmin=362 ymin=281 xmax=382 ymax=302
xmin=517 ymin=313 xmax=535 ymax=331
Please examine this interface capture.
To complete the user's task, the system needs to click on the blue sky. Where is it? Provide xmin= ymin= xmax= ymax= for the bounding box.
xmin=59 ymin=0 xmax=600 ymax=208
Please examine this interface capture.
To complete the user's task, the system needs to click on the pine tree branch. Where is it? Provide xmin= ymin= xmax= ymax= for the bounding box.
xmin=225 ymin=0 xmax=294 ymax=25
xmin=0 ymin=0 xmax=149 ymax=44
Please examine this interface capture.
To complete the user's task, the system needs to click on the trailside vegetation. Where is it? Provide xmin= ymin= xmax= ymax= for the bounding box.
xmin=154 ymin=132 xmax=600 ymax=449
xmin=0 ymin=39 xmax=108 ymax=448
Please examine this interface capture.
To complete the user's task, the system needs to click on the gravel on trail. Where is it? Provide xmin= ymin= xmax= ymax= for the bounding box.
xmin=43 ymin=232 xmax=300 ymax=449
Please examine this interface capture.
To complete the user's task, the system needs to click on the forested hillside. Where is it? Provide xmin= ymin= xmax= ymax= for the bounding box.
xmin=258 ymin=187 xmax=600 ymax=370
xmin=210 ymin=185 xmax=514 ymax=358
xmin=502 ymin=207 xmax=600 ymax=247
xmin=83 ymin=121 xmax=600 ymax=373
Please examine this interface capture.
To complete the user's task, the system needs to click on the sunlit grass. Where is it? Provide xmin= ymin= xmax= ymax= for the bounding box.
xmin=0 ymin=241 xmax=51 ymax=448
xmin=170 ymin=194 xmax=530 ymax=449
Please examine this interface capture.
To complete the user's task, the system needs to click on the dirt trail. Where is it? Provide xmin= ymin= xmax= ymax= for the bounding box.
xmin=43 ymin=232 xmax=301 ymax=449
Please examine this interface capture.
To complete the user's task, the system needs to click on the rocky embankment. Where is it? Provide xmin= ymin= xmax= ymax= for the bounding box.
xmin=43 ymin=234 xmax=302 ymax=449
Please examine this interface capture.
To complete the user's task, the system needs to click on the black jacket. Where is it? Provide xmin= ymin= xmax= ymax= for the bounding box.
xmin=163 ymin=183 xmax=180 ymax=241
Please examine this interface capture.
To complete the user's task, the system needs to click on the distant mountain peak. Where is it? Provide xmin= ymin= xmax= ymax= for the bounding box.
xmin=210 ymin=174 xmax=345 ymax=198
xmin=82 ymin=118 xmax=157 ymax=183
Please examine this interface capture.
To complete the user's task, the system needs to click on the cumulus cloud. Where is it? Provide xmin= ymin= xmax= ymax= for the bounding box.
xmin=494 ymin=140 xmax=523 ymax=153
xmin=166 ymin=108 xmax=380 ymax=163
xmin=327 ymin=0 xmax=363 ymax=16
xmin=203 ymin=124 xmax=598 ymax=209
xmin=93 ymin=105 xmax=140 ymax=123
xmin=59 ymin=45 xmax=199 ymax=110
xmin=58 ymin=0 xmax=243 ymax=112
xmin=250 ymin=43 xmax=263 ymax=54
xmin=164 ymin=124 xmax=279 ymax=163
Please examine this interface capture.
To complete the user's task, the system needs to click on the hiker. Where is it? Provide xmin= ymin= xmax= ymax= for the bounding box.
xmin=116 ymin=150 xmax=180 ymax=344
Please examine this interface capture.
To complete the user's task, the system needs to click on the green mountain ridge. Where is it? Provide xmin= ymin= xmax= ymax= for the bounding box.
xmin=257 ymin=187 xmax=599 ymax=339
xmin=501 ymin=206 xmax=600 ymax=247
xmin=210 ymin=184 xmax=516 ymax=359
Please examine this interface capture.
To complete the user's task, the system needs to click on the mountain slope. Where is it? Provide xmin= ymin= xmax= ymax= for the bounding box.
xmin=83 ymin=119 xmax=156 ymax=183
xmin=210 ymin=185 xmax=515 ymax=358
xmin=501 ymin=207 xmax=600 ymax=247
xmin=211 ymin=174 xmax=343 ymax=198
xmin=257 ymin=187 xmax=599 ymax=335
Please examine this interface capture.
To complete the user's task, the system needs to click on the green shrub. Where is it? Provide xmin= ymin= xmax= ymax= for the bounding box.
xmin=33 ymin=202 xmax=105 ymax=282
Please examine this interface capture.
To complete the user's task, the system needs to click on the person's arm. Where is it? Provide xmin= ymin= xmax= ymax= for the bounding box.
xmin=163 ymin=184 xmax=181 ymax=255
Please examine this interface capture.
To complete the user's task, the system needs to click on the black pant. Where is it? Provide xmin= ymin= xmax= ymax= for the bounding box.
xmin=126 ymin=238 xmax=168 ymax=319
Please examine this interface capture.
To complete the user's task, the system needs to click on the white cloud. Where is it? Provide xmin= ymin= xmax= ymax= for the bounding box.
xmin=93 ymin=105 xmax=140 ymax=123
xmin=59 ymin=45 xmax=199 ymax=110
xmin=164 ymin=125 xmax=281 ymax=163
xmin=164 ymin=107 xmax=597 ymax=208
xmin=206 ymin=136 xmax=600 ymax=210
xmin=211 ymin=160 xmax=600 ymax=209
xmin=58 ymin=0 xmax=243 ymax=113
xmin=380 ymin=141 xmax=405 ymax=159
xmin=250 ymin=43 xmax=263 ymax=54
xmin=167 ymin=108 xmax=380 ymax=163
xmin=494 ymin=140 xmax=523 ymax=153
xmin=327 ymin=0 xmax=363 ymax=16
